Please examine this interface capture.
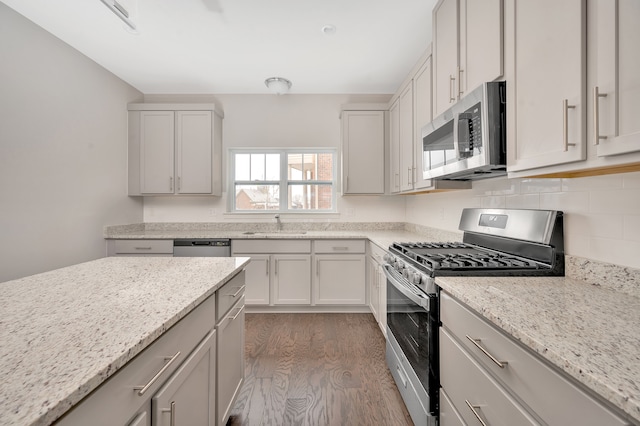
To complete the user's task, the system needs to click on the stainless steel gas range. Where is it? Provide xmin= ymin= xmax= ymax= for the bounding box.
xmin=383 ymin=208 xmax=565 ymax=426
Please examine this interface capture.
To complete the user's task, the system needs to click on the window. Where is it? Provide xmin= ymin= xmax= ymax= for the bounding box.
xmin=230 ymin=149 xmax=337 ymax=212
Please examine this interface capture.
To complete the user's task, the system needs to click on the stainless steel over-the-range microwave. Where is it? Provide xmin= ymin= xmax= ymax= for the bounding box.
xmin=421 ymin=81 xmax=506 ymax=181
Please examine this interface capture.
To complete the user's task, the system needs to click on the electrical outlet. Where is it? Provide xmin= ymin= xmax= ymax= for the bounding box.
xmin=208 ymin=208 xmax=218 ymax=217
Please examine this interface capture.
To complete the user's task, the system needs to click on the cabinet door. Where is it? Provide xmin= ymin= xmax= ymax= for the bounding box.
xmin=176 ymin=111 xmax=212 ymax=194
xmin=368 ymin=256 xmax=380 ymax=320
xmin=507 ymin=0 xmax=586 ymax=172
xmin=127 ymin=411 xmax=150 ymax=426
xmin=413 ymin=57 xmax=435 ymax=190
xmin=433 ymin=0 xmax=460 ymax=117
xmin=399 ymin=83 xmax=414 ymax=192
xmin=140 ymin=111 xmax=175 ymax=194
xmin=242 ymin=255 xmax=270 ymax=305
xmin=152 ymin=329 xmax=216 ymax=426
xmin=342 ymin=111 xmax=385 ymax=194
xmin=594 ymin=0 xmax=640 ymax=157
xmin=272 ymin=255 xmax=311 ymax=304
xmin=460 ymin=0 xmax=503 ymax=96
xmin=376 ymin=263 xmax=387 ymax=335
xmin=217 ymin=302 xmax=245 ymax=426
xmin=389 ymin=100 xmax=401 ymax=193
xmin=314 ymin=255 xmax=366 ymax=305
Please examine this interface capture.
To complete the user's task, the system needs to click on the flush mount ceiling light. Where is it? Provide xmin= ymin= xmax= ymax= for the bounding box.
xmin=321 ymin=25 xmax=337 ymax=36
xmin=264 ymin=77 xmax=292 ymax=95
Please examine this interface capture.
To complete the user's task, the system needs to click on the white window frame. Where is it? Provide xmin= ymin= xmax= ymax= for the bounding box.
xmin=229 ymin=148 xmax=337 ymax=213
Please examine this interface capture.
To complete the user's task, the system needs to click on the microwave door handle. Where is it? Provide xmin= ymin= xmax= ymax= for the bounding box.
xmin=382 ymin=265 xmax=430 ymax=310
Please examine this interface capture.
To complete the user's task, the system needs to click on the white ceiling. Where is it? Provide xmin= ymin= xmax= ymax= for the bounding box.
xmin=2 ymin=0 xmax=436 ymax=94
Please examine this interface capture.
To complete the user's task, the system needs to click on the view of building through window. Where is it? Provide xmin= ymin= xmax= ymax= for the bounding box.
xmin=232 ymin=150 xmax=335 ymax=212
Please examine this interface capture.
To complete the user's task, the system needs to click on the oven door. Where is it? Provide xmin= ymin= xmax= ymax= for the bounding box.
xmin=384 ymin=265 xmax=438 ymax=411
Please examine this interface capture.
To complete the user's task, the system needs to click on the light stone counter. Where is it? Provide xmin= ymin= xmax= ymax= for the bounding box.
xmin=436 ymin=275 xmax=640 ymax=424
xmin=0 ymin=256 xmax=250 ymax=426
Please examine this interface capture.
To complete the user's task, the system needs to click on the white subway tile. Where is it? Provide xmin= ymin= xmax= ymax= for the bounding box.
xmin=520 ymin=178 xmax=562 ymax=194
xmin=472 ymin=177 xmax=520 ymax=196
xmin=590 ymin=237 xmax=640 ymax=269
xmin=564 ymin=232 xmax=591 ymax=258
xmin=505 ymin=194 xmax=540 ymax=209
xmin=590 ymin=189 xmax=640 ymax=215
xmin=480 ymin=195 xmax=506 ymax=208
xmin=561 ymin=174 xmax=623 ymax=192
xmin=623 ymin=216 xmax=640 ymax=242
xmin=539 ymin=191 xmax=590 ymax=212
xmin=622 ymin=171 xmax=640 ymax=189
xmin=584 ymin=214 xmax=624 ymax=239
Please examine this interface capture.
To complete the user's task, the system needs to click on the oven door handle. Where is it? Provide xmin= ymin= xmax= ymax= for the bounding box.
xmin=383 ymin=264 xmax=431 ymax=311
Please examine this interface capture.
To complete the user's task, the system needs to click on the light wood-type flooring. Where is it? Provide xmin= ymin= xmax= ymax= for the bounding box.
xmin=228 ymin=313 xmax=413 ymax=426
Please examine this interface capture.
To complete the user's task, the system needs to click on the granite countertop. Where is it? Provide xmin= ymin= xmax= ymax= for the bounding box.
xmin=0 ymin=256 xmax=250 ymax=426
xmin=436 ymin=275 xmax=640 ymax=424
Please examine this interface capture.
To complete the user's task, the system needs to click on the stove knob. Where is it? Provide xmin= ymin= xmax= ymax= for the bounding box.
xmin=402 ymin=268 xmax=410 ymax=279
xmin=411 ymin=272 xmax=422 ymax=285
xmin=383 ymin=254 xmax=395 ymax=263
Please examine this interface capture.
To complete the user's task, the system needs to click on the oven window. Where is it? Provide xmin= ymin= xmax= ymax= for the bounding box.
xmin=423 ymin=119 xmax=455 ymax=169
xmin=386 ymin=280 xmax=436 ymax=390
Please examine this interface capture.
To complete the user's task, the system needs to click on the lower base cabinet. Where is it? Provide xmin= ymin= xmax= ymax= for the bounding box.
xmin=57 ymin=271 xmax=246 ymax=426
xmin=313 ymin=254 xmax=365 ymax=304
xmin=439 ymin=291 xmax=628 ymax=426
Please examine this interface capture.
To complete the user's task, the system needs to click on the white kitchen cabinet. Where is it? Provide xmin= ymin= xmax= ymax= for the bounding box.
xmin=216 ymin=297 xmax=245 ymax=426
xmin=232 ymin=239 xmax=312 ymax=306
xmin=341 ymin=108 xmax=386 ymax=195
xmin=433 ymin=0 xmax=503 ymax=117
xmin=506 ymin=0 xmax=587 ymax=172
xmin=592 ymin=0 xmax=640 ymax=158
xmin=440 ymin=291 xmax=629 ymax=426
xmin=413 ymin=57 xmax=435 ymax=191
xmin=152 ymin=329 xmax=216 ymax=426
xmin=389 ymin=100 xmax=401 ymax=193
xmin=128 ymin=103 xmax=223 ymax=196
xmin=313 ymin=239 xmax=366 ymax=305
xmin=367 ymin=242 xmax=387 ymax=336
xmin=399 ymin=82 xmax=414 ymax=192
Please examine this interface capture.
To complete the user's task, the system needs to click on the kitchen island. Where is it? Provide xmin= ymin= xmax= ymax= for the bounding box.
xmin=0 ymin=256 xmax=249 ymax=426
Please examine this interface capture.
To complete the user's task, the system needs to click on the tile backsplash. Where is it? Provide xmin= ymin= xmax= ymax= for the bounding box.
xmin=405 ymin=171 xmax=640 ymax=270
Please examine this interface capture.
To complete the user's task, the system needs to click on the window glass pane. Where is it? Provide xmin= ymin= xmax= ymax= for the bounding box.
xmin=287 ymin=153 xmax=303 ymax=180
xmin=250 ymin=154 xmax=265 ymax=181
xmin=235 ymin=153 xmax=250 ymax=181
xmin=288 ymin=184 xmax=333 ymax=210
xmin=235 ymin=184 xmax=279 ymax=210
xmin=265 ymin=154 xmax=280 ymax=180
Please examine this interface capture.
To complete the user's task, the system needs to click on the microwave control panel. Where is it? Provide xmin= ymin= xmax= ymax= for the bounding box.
xmin=457 ymin=102 xmax=482 ymax=158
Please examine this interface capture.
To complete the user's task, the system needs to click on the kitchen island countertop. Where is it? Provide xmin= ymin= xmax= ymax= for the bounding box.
xmin=436 ymin=275 xmax=640 ymax=425
xmin=0 ymin=256 xmax=250 ymax=426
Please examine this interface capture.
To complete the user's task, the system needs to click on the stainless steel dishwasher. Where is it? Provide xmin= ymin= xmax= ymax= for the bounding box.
xmin=173 ymin=239 xmax=231 ymax=257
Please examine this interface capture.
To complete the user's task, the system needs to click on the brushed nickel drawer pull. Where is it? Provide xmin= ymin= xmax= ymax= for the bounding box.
xmin=230 ymin=306 xmax=243 ymax=321
xmin=134 ymin=351 xmax=181 ymax=396
xmin=466 ymin=335 xmax=508 ymax=368
xmin=228 ymin=285 xmax=245 ymax=298
xmin=563 ymin=99 xmax=577 ymax=151
xmin=134 ymin=247 xmax=153 ymax=250
xmin=332 ymin=246 xmax=349 ymax=251
xmin=465 ymin=400 xmax=488 ymax=426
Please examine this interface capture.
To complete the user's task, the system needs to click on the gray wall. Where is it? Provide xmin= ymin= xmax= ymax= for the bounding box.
xmin=0 ymin=4 xmax=144 ymax=282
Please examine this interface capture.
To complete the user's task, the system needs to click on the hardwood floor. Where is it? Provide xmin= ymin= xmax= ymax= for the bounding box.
xmin=228 ymin=313 xmax=413 ymax=426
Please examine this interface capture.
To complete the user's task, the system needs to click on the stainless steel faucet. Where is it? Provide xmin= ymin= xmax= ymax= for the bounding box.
xmin=274 ymin=214 xmax=282 ymax=231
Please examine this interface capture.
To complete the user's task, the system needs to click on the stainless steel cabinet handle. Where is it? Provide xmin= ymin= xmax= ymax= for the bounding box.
xmin=134 ymin=351 xmax=181 ymax=395
xmin=228 ymin=285 xmax=245 ymax=298
xmin=593 ymin=86 xmax=608 ymax=146
xmin=465 ymin=400 xmax=488 ymax=426
xmin=316 ymin=259 xmax=319 ymax=276
xmin=177 ymin=176 xmax=181 ymax=191
xmin=162 ymin=401 xmax=176 ymax=426
xmin=134 ymin=247 xmax=152 ymax=250
xmin=458 ymin=67 xmax=464 ymax=98
xmin=332 ymin=247 xmax=349 ymax=251
xmin=230 ymin=306 xmax=243 ymax=321
xmin=407 ymin=167 xmax=412 ymax=185
xmin=465 ymin=335 xmax=508 ymax=368
xmin=563 ymin=99 xmax=577 ymax=151
xmin=275 ymin=259 xmax=278 ymax=275
xmin=449 ymin=74 xmax=456 ymax=102
xmin=266 ymin=259 xmax=270 ymax=276
xmin=169 ymin=176 xmax=174 ymax=191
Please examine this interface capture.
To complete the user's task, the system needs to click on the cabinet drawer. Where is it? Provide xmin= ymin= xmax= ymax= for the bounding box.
xmin=440 ymin=328 xmax=540 ymax=426
xmin=441 ymin=292 xmax=628 ymax=426
xmin=314 ymin=239 xmax=365 ymax=253
xmin=216 ymin=270 xmax=245 ymax=321
xmin=112 ymin=239 xmax=173 ymax=255
xmin=57 ymin=294 xmax=217 ymax=426
xmin=439 ymin=388 xmax=466 ymax=426
xmin=232 ymin=239 xmax=311 ymax=254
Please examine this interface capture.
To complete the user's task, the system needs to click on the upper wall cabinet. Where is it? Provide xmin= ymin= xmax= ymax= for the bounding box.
xmin=128 ymin=104 xmax=223 ymax=196
xmin=433 ymin=0 xmax=504 ymax=117
xmin=389 ymin=83 xmax=414 ymax=194
xmin=506 ymin=0 xmax=640 ymax=178
xmin=593 ymin=0 xmax=640 ymax=158
xmin=506 ymin=0 xmax=587 ymax=173
xmin=341 ymin=108 xmax=386 ymax=195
